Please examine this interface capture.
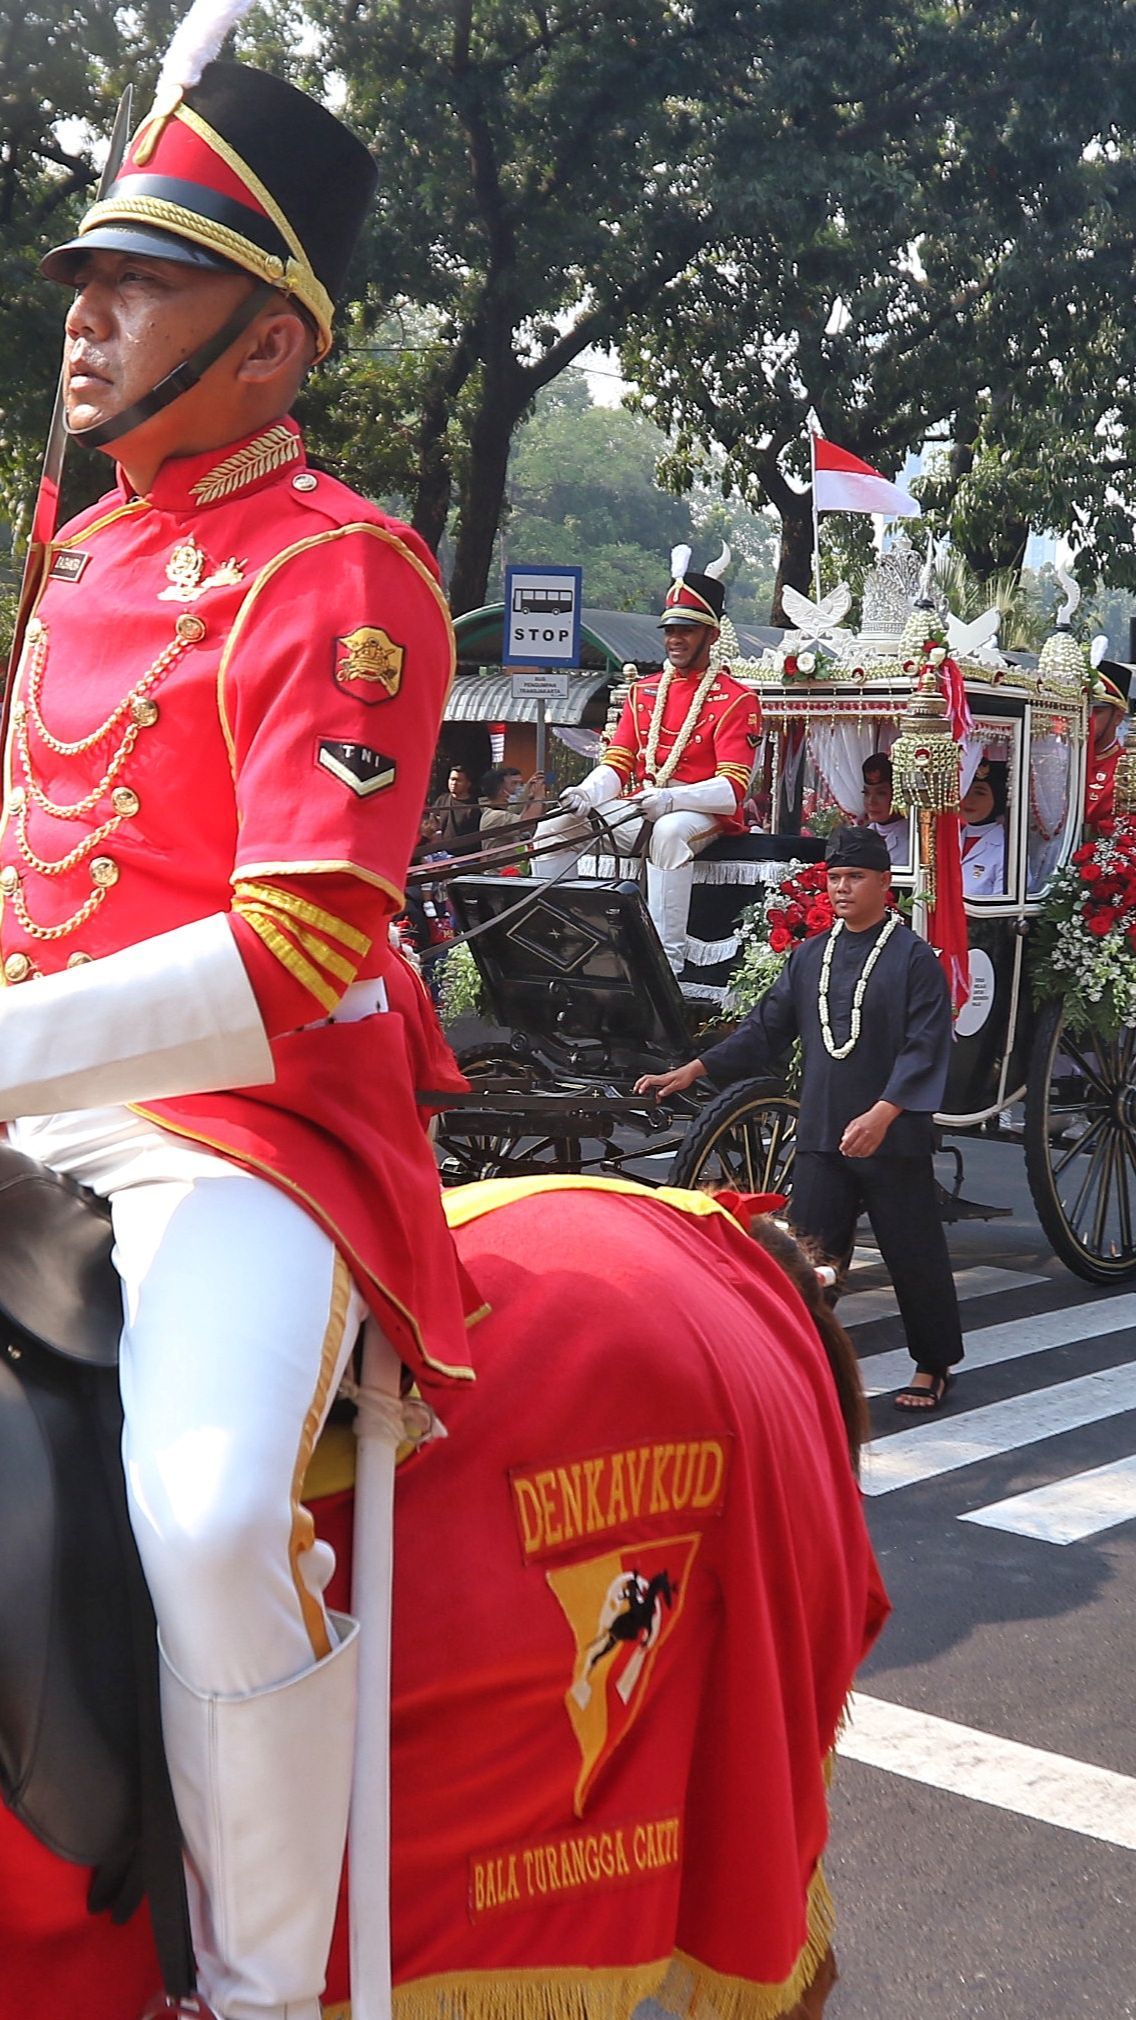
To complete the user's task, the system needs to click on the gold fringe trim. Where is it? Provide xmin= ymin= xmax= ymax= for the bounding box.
xmin=340 ymin=1867 xmax=838 ymax=2020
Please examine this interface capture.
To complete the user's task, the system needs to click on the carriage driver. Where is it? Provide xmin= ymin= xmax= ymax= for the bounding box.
xmin=1085 ymin=658 xmax=1133 ymax=827
xmin=0 ymin=51 xmax=476 ymax=2020
xmin=534 ymin=546 xmax=761 ymax=973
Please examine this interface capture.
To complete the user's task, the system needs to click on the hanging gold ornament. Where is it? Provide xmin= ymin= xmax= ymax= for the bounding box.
xmin=888 ymin=669 xmax=961 ymax=815
xmin=1113 ymin=747 xmax=1136 ymax=817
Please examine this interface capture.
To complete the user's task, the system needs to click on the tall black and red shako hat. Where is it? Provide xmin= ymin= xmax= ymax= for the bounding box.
xmin=40 ymin=0 xmax=377 ymax=446
xmin=1094 ymin=659 xmax=1134 ymax=711
xmin=658 ymin=542 xmax=731 ymax=629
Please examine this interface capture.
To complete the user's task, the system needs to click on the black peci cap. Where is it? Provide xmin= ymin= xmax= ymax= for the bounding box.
xmin=825 ymin=826 xmax=893 ymax=872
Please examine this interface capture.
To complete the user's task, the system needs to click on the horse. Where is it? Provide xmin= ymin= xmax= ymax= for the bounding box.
xmin=0 ymin=1166 xmax=886 ymax=2020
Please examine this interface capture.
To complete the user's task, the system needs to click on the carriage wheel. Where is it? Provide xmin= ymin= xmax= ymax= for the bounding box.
xmin=668 ymin=1081 xmax=798 ymax=1196
xmin=433 ymin=1046 xmax=556 ymax=1184
xmin=1023 ymin=1000 xmax=1136 ymax=1282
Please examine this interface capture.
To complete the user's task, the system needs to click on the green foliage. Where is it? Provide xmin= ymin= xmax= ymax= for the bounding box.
xmin=623 ymin=0 xmax=1136 ymax=602
xmin=437 ymin=942 xmax=485 ymax=1026
xmin=487 ymin=380 xmax=778 ymax=616
xmin=0 ymin=587 xmax=17 ymax=669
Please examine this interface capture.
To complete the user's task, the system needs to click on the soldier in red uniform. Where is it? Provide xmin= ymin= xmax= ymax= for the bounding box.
xmin=535 ymin=547 xmax=761 ymax=972
xmin=0 ymin=50 xmax=474 ymax=2020
xmin=1085 ymin=659 xmax=1132 ymax=828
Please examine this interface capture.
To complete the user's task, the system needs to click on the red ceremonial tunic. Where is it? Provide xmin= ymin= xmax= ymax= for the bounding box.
xmin=0 ymin=417 xmax=476 ymax=1384
xmin=603 ymin=666 xmax=760 ymax=835
xmin=1085 ymin=742 xmax=1120 ymax=827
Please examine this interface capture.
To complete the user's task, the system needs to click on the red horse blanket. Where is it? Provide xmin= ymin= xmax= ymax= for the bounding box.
xmin=0 ymin=1177 xmax=887 ymax=2020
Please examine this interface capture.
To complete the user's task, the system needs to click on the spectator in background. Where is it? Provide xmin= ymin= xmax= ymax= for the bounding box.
xmin=432 ymin=764 xmax=483 ymax=853
xmin=861 ymin=753 xmax=911 ymax=867
xmin=478 ymin=766 xmax=546 ymax=837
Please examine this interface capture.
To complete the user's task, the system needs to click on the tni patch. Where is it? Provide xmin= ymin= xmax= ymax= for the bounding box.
xmin=317 ymin=739 xmax=397 ymax=798
xmin=334 ymin=626 xmax=405 ymax=702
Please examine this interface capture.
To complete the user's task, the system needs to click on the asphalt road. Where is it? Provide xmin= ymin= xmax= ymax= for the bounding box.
xmin=828 ymin=1132 xmax=1136 ymax=2019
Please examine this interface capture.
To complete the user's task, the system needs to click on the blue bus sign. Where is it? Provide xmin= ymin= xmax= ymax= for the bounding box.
xmin=503 ymin=565 xmax=582 ymax=667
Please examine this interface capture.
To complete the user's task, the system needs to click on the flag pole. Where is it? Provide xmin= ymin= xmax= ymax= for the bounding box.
xmin=809 ymin=423 xmax=823 ymax=605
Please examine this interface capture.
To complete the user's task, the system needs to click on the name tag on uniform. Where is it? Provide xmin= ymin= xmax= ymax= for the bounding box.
xmin=49 ymin=550 xmax=90 ymax=583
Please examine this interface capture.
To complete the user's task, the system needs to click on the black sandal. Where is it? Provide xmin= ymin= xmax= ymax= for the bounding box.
xmin=893 ymin=1369 xmax=953 ymax=1413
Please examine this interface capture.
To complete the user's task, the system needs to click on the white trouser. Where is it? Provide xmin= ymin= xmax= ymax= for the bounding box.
xmin=9 ymin=1104 xmax=386 ymax=2020
xmin=534 ymin=805 xmax=723 ymax=970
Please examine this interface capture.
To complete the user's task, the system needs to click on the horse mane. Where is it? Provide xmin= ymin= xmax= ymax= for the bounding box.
xmin=746 ymin=1215 xmax=869 ymax=1476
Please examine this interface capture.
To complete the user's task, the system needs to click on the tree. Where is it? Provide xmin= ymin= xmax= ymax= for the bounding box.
xmin=485 ymin=377 xmax=778 ymax=615
xmin=307 ymin=0 xmax=939 ymax=613
xmin=620 ymin=0 xmax=1136 ymax=613
xmin=0 ymin=1 xmax=152 ymax=535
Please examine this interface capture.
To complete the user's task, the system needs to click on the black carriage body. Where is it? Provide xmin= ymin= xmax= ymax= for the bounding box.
xmin=448 ymin=875 xmax=691 ymax=1077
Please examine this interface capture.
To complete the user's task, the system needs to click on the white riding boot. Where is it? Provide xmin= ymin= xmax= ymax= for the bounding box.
xmin=159 ymin=1615 xmax=359 ymax=2020
xmin=647 ymin=858 xmax=696 ymax=973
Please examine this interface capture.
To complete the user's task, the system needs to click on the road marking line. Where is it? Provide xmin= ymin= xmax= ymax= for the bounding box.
xmin=861 ymin=1362 xmax=1136 ymax=1496
xmin=857 ymin=1291 xmax=1136 ymax=1396
xmin=840 ymin=1694 xmax=1136 ymax=1849
xmin=961 ymin=1453 xmax=1136 ymax=1544
xmin=842 ymin=1264 xmax=1046 ymax=1329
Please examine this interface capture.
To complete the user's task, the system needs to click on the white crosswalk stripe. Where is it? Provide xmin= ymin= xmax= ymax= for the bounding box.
xmin=856 ymin=1292 xmax=1136 ymax=1396
xmin=839 ymin=1694 xmax=1136 ymax=1851
xmin=852 ymin=1256 xmax=1136 ymax=1539
xmin=861 ymin=1362 xmax=1136 ymax=1496
xmin=841 ymin=1263 xmax=1046 ymax=1328
xmin=961 ymin=1453 xmax=1136 ymax=1545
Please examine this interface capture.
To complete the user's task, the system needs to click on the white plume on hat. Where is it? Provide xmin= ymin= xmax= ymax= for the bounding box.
xmin=157 ymin=0 xmax=258 ymax=100
xmin=670 ymin=544 xmax=692 ymax=582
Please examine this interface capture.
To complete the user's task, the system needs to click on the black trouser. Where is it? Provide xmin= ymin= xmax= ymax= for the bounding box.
xmin=790 ymin=1151 xmax=964 ymax=1374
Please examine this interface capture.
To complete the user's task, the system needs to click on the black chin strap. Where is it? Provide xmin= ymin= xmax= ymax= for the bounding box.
xmin=67 ymin=281 xmax=277 ymax=450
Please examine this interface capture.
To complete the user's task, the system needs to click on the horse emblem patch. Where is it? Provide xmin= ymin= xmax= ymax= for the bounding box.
xmin=546 ymin=1535 xmax=701 ymax=1816
xmin=334 ymin=626 xmax=405 ymax=702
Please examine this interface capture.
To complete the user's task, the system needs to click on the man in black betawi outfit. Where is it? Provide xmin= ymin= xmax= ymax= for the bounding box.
xmin=636 ymin=826 xmax=964 ymax=1409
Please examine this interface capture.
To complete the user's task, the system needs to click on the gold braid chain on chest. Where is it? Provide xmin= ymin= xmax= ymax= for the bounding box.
xmin=641 ymin=663 xmax=720 ymax=786
xmin=4 ymin=611 xmax=204 ymax=942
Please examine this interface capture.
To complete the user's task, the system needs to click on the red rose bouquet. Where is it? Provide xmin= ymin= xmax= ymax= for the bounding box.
xmin=1032 ymin=817 xmax=1136 ymax=1033
xmin=728 ymin=861 xmax=837 ymax=1012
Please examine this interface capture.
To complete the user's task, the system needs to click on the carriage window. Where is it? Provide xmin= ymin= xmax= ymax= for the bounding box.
xmin=960 ymin=729 xmax=1014 ymax=901
xmin=1026 ymin=719 xmax=1072 ymax=895
xmin=772 ymin=721 xmax=910 ymax=866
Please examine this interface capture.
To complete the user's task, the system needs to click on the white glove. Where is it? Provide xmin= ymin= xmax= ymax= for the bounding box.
xmin=636 ymin=787 xmax=675 ymax=821
xmin=559 ymin=784 xmax=595 ymax=815
xmin=660 ymin=776 xmax=737 ymax=817
xmin=557 ymin=764 xmax=621 ymax=816
xmin=0 ymin=914 xmax=273 ymax=1119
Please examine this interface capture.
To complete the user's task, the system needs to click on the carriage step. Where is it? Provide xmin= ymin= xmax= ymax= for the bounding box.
xmin=935 ymin=1180 xmax=1012 ymax=1223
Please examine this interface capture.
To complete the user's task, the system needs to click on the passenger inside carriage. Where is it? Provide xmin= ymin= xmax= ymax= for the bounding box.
xmin=861 ymin=752 xmax=911 ymax=868
xmin=960 ymin=758 xmax=1009 ymax=898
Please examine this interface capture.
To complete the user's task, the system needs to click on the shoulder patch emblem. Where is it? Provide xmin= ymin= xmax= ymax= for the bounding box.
xmin=334 ymin=626 xmax=405 ymax=702
xmin=317 ymin=739 xmax=397 ymax=797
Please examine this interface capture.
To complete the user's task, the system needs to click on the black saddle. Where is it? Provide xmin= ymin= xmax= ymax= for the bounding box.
xmin=0 ymin=1140 xmax=192 ymax=1988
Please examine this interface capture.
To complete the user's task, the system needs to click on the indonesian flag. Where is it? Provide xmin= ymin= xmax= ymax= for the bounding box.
xmin=812 ymin=435 xmax=921 ymax=518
